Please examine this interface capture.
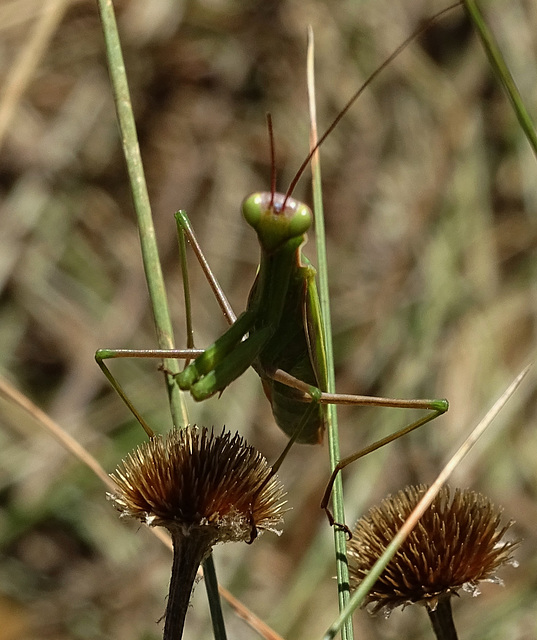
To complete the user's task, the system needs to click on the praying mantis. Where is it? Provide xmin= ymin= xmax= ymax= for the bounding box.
xmin=95 ymin=9 xmax=453 ymax=501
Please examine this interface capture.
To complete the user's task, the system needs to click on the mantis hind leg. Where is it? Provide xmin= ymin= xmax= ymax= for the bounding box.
xmin=320 ymin=407 xmax=446 ymax=533
xmin=266 ymin=367 xmax=448 ymax=530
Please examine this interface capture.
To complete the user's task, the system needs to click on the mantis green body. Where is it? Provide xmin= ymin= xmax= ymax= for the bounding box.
xmin=95 ymin=9 xmax=453 ymax=449
xmin=172 ymin=188 xmax=448 ymax=448
xmin=176 ymin=192 xmax=327 ymax=444
xmin=96 ymin=189 xmax=447 ymax=449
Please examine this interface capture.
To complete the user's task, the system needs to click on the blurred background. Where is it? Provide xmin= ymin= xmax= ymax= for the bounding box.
xmin=0 ymin=0 xmax=536 ymax=638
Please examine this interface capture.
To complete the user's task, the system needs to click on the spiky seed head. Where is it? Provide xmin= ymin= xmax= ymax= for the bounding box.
xmin=109 ymin=426 xmax=286 ymax=546
xmin=348 ymin=485 xmax=518 ymax=615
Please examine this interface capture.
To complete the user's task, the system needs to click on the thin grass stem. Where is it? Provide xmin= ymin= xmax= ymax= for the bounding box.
xmin=95 ymin=0 xmax=186 ymax=428
xmin=463 ymin=0 xmax=537 ymax=159
xmin=0 ymin=0 xmax=70 ymax=151
xmin=307 ymin=27 xmax=353 ymax=640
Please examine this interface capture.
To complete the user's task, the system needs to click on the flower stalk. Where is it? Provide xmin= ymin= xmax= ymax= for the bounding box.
xmin=109 ymin=427 xmax=286 ymax=639
xmin=427 ymin=596 xmax=458 ymax=640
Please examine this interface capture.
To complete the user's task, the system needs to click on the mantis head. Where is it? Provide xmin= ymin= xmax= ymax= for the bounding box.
xmin=242 ymin=192 xmax=312 ymax=253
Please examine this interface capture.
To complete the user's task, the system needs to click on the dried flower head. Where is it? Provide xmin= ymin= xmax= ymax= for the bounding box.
xmin=109 ymin=426 xmax=286 ymax=640
xmin=348 ymin=485 xmax=518 ymax=616
xmin=110 ymin=426 xmax=286 ymax=541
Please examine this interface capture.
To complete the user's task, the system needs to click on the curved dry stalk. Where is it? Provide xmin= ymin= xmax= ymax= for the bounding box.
xmin=0 ymin=0 xmax=71 ymax=151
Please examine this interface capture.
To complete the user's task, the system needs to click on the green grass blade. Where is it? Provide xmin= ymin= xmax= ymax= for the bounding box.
xmin=95 ymin=0 xmax=186 ymax=428
xmin=95 ymin=1 xmax=226 ymax=637
xmin=203 ymin=554 xmax=228 ymax=640
xmin=464 ymin=0 xmax=537 ymax=159
xmin=307 ymin=27 xmax=354 ymax=640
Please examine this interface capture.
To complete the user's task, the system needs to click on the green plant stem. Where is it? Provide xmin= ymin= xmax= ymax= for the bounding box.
xmin=95 ymin=1 xmax=226 ymax=637
xmin=95 ymin=0 xmax=186 ymax=428
xmin=463 ymin=0 xmax=537 ymax=159
xmin=307 ymin=28 xmax=353 ymax=640
xmin=203 ymin=554 xmax=228 ymax=639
